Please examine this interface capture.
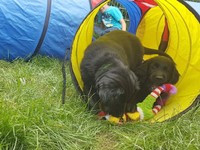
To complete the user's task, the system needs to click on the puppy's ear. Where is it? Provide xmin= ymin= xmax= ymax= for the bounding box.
xmin=134 ymin=60 xmax=150 ymax=82
xmin=98 ymin=86 xmax=125 ymax=103
xmin=169 ymin=67 xmax=180 ymax=84
xmin=128 ymin=70 xmax=140 ymax=91
xmin=115 ymin=88 xmax=125 ymax=95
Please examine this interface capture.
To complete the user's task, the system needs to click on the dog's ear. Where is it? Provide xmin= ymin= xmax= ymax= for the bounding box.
xmin=134 ymin=60 xmax=150 ymax=83
xmin=129 ymin=70 xmax=140 ymax=91
xmin=98 ymin=86 xmax=125 ymax=103
xmin=115 ymin=88 xmax=125 ymax=95
xmin=168 ymin=66 xmax=180 ymax=84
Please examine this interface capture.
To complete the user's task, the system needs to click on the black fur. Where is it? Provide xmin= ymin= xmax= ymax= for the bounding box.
xmin=80 ymin=30 xmax=180 ymax=117
xmin=80 ymin=30 xmax=143 ymax=117
xmin=126 ymin=55 xmax=180 ymax=112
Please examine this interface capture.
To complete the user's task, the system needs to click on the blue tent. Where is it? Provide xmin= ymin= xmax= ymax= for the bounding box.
xmin=0 ymin=0 xmax=199 ymax=61
xmin=0 ymin=0 xmax=91 ymax=61
xmin=0 ymin=0 xmax=142 ymax=61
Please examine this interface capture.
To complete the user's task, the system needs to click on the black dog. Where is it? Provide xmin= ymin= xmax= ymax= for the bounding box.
xmin=80 ymin=30 xmax=144 ymax=117
xmin=126 ymin=55 xmax=180 ymax=112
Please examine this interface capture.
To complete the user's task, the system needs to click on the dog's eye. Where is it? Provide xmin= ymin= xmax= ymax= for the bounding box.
xmin=151 ymin=62 xmax=159 ymax=69
xmin=163 ymin=66 xmax=169 ymax=71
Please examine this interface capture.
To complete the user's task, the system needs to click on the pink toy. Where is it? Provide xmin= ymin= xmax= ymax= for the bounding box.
xmin=152 ymin=84 xmax=177 ymax=114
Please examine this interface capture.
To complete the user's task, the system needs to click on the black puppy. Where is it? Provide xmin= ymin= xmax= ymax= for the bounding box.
xmin=126 ymin=55 xmax=180 ymax=112
xmin=80 ymin=30 xmax=144 ymax=117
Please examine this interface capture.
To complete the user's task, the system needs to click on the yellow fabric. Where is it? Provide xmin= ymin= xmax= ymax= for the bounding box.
xmin=70 ymin=0 xmax=200 ymax=122
xmin=136 ymin=6 xmax=165 ymax=50
xmin=136 ymin=6 xmax=167 ymax=60
xmin=151 ymin=0 xmax=200 ymax=122
xmin=71 ymin=1 xmax=109 ymax=91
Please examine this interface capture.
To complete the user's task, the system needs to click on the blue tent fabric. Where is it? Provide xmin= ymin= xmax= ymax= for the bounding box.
xmin=116 ymin=0 xmax=141 ymax=34
xmin=39 ymin=0 xmax=91 ymax=59
xmin=1 ymin=0 xmax=199 ymax=61
xmin=0 ymin=0 xmax=47 ymax=61
xmin=0 ymin=0 xmax=91 ymax=61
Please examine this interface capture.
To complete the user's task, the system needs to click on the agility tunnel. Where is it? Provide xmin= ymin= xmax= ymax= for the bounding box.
xmin=0 ymin=0 xmax=143 ymax=61
xmin=0 ymin=0 xmax=95 ymax=61
xmin=70 ymin=0 xmax=200 ymax=122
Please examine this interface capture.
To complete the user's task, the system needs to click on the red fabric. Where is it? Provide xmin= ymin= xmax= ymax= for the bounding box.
xmin=98 ymin=111 xmax=106 ymax=116
xmin=151 ymin=86 xmax=164 ymax=98
xmin=132 ymin=0 xmax=157 ymax=15
xmin=152 ymin=105 xmax=161 ymax=114
xmin=162 ymin=19 xmax=169 ymax=41
xmin=141 ymin=0 xmax=157 ymax=5
xmin=91 ymin=0 xmax=104 ymax=8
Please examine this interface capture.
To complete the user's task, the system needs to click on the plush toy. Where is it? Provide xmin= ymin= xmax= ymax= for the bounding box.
xmin=98 ymin=83 xmax=177 ymax=123
xmin=98 ymin=111 xmax=127 ymax=124
xmin=128 ymin=83 xmax=177 ymax=121
xmin=98 ymin=110 xmax=141 ymax=124
xmin=153 ymin=84 xmax=177 ymax=114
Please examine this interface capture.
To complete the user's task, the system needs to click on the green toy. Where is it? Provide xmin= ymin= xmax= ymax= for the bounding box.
xmin=98 ymin=84 xmax=177 ymax=123
xmin=130 ymin=84 xmax=177 ymax=121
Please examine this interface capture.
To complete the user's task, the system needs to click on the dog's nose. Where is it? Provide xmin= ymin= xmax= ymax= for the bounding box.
xmin=153 ymin=75 xmax=167 ymax=84
xmin=155 ymin=75 xmax=164 ymax=80
xmin=150 ymin=74 xmax=166 ymax=84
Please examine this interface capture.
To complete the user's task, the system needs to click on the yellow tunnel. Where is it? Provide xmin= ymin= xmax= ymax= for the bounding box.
xmin=70 ymin=0 xmax=200 ymax=122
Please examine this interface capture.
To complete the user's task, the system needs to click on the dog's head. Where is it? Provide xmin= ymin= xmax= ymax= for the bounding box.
xmin=95 ymin=66 xmax=139 ymax=117
xmin=135 ymin=56 xmax=180 ymax=86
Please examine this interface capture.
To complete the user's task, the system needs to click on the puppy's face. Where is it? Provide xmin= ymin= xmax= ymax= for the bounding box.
xmin=95 ymin=67 xmax=139 ymax=117
xmin=135 ymin=56 xmax=180 ymax=87
xmin=148 ymin=56 xmax=180 ymax=86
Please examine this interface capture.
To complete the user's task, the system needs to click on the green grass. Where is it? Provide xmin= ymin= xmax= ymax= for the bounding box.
xmin=0 ymin=56 xmax=200 ymax=150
